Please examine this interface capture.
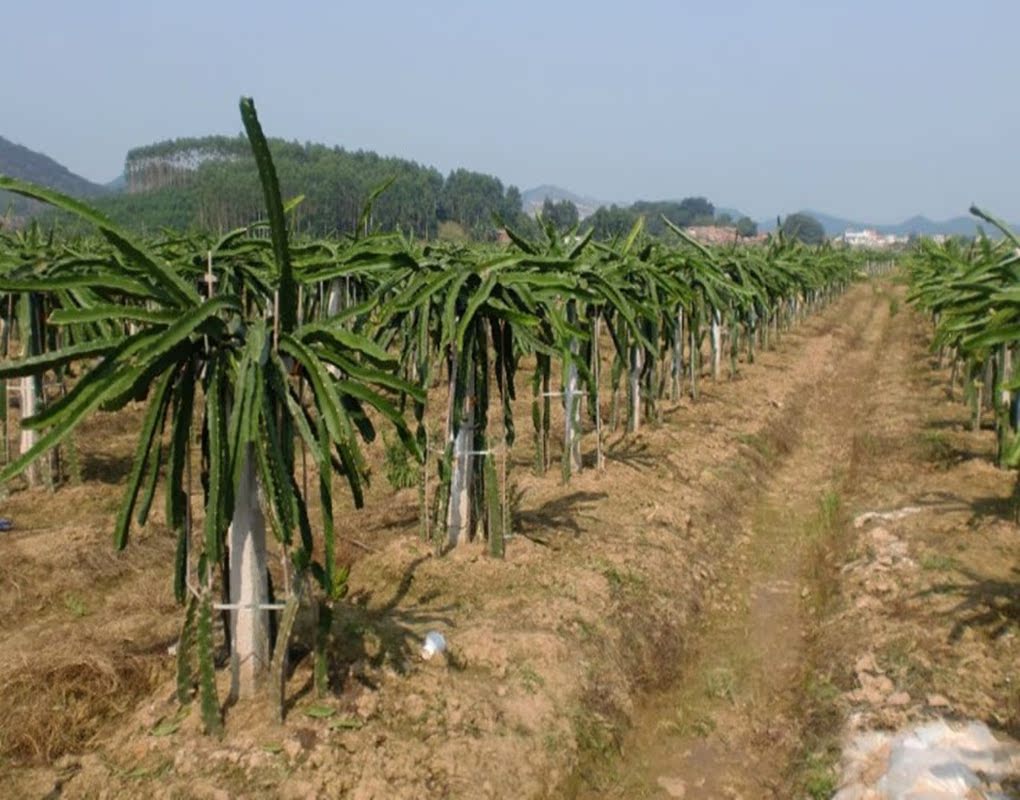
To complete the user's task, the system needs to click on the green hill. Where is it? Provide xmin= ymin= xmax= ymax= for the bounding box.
xmin=96 ymin=135 xmax=527 ymax=240
xmin=0 ymin=136 xmax=108 ymax=221
xmin=2 ymin=133 xmax=529 ymax=240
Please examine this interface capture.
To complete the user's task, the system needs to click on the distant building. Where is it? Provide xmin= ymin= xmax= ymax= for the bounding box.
xmin=683 ymin=225 xmax=767 ymax=246
xmin=837 ymin=229 xmax=908 ymax=249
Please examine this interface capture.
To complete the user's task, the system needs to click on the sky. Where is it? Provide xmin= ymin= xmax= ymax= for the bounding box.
xmin=3 ymin=0 xmax=1019 ymax=223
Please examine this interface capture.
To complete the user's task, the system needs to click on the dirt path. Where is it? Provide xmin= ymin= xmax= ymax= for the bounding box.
xmin=579 ymin=284 xmax=892 ymax=798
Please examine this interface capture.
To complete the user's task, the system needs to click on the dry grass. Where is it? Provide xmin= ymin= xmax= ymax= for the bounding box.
xmin=0 ymin=419 xmax=179 ymax=770
xmin=0 ymin=651 xmax=164 ymax=765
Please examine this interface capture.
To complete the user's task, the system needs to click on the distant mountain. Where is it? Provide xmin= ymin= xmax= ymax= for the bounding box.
xmin=4 ymin=134 xmax=1011 ymax=241
xmin=105 ymin=173 xmax=128 ymax=192
xmin=0 ymin=136 xmax=107 ymax=197
xmin=0 ymin=136 xmax=109 ymax=221
xmin=522 ymin=185 xmax=609 ymax=220
xmin=715 ymin=207 xmax=753 ymax=221
xmin=759 ymin=210 xmax=1017 ymax=238
xmin=5 ymin=133 xmax=533 ymax=238
xmin=883 ymin=215 xmax=1001 ymax=237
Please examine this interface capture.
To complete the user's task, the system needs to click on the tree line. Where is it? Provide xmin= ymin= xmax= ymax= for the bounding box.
xmin=82 ymin=136 xmax=528 ymax=241
xmin=7 ymin=133 xmax=833 ymax=245
xmin=583 ymin=197 xmax=760 ymax=240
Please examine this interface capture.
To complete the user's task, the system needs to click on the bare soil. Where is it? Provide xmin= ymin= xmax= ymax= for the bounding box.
xmin=1 ymin=279 xmax=1018 ymax=799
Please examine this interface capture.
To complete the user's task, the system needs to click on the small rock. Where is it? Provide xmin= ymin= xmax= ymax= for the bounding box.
xmin=294 ymin=727 xmax=318 ymax=751
xmin=866 ymin=577 xmax=897 ymax=595
xmin=887 ymin=691 xmax=911 ymax=707
xmin=279 ymin=778 xmax=317 ymax=800
xmin=926 ymin=693 xmax=950 ymax=708
xmin=855 ymin=653 xmax=880 ymax=674
xmin=404 ymin=693 xmax=428 ymax=719
xmin=174 ymin=749 xmax=197 ymax=774
xmin=656 ymin=775 xmax=687 ymax=797
xmin=53 ymin=755 xmax=81 ymax=772
xmin=283 ymin=737 xmax=303 ymax=761
xmin=356 ymin=691 xmax=379 ymax=720
xmin=853 ymin=673 xmax=894 ymax=704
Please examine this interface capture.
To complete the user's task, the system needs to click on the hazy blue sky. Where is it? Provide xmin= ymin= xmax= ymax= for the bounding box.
xmin=3 ymin=0 xmax=1018 ymax=222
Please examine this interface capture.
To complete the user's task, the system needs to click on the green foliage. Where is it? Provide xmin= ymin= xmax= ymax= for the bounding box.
xmin=541 ymin=197 xmax=579 ymax=230
xmin=38 ymin=135 xmax=528 ymax=241
xmin=383 ymin=432 xmax=420 ymax=490
xmin=176 ymin=595 xmax=198 ymax=705
xmin=586 ymin=198 xmax=758 ymax=242
xmin=440 ymin=168 xmax=523 ymax=239
xmin=197 ymin=590 xmax=222 ymax=736
xmin=585 ymin=204 xmax=640 ymax=240
xmin=800 ymin=750 xmax=839 ymax=800
xmin=437 ymin=220 xmax=470 ymax=243
xmin=303 ymin=704 xmax=336 ymax=719
xmin=817 ymin=489 xmax=841 ymax=533
xmin=314 ymin=600 xmax=333 ymax=697
xmin=906 ymin=208 xmax=1020 ymax=515
xmin=906 ymin=211 xmax=1020 ymax=469
xmin=484 ymin=452 xmax=504 ymax=557
xmin=632 ymin=197 xmax=716 ymax=236
xmin=0 ymin=98 xmax=431 ymax=728
xmin=735 ymin=216 xmax=758 ymax=237
xmin=63 ymin=593 xmax=88 ymax=618
xmin=781 ymin=212 xmax=826 ymax=245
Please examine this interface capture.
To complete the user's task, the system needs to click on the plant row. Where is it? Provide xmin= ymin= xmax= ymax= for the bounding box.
xmin=0 ymin=98 xmax=871 ymax=732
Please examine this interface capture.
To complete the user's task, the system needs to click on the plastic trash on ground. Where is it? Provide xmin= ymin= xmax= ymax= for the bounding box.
xmin=420 ymin=631 xmax=447 ymax=661
xmin=834 ymin=718 xmax=1020 ymax=799
xmin=0 ymin=518 xmax=12 ymax=532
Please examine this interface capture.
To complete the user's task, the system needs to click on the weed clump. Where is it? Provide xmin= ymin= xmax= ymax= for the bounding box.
xmin=382 ymin=433 xmax=420 ymax=491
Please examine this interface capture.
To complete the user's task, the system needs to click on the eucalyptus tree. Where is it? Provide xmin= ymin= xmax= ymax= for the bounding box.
xmin=0 ymin=98 xmax=420 ymax=730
